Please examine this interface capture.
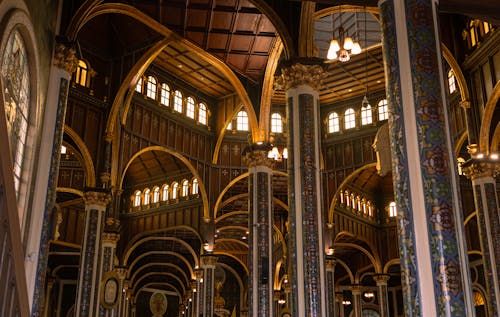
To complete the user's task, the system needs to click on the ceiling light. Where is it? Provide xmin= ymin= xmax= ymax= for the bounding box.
xmin=326 ymin=7 xmax=361 ymax=63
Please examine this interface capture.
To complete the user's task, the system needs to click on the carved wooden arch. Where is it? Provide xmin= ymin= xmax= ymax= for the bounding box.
xmin=213 ymin=251 xmax=250 ymax=274
xmin=216 ymin=261 xmax=246 ymax=306
xmin=56 ymin=187 xmax=84 ymax=197
xmin=132 ymin=272 xmax=186 ymax=294
xmin=68 ymin=3 xmax=259 ymax=143
xmin=334 ymin=242 xmax=381 ymax=274
xmin=334 ymin=231 xmax=382 ymax=273
xmin=274 ymin=259 xmax=284 ymax=290
xmin=328 ymin=162 xmax=377 ymax=223
xmin=215 ymin=211 xmax=248 ymax=224
xmin=479 ymin=81 xmax=500 ymax=153
xmin=126 ymin=251 xmax=195 ymax=280
xmin=135 ymin=282 xmax=181 ymax=299
xmin=314 ymin=5 xmax=381 ymax=22
xmin=64 ymin=125 xmax=96 ymax=187
xmin=119 ymin=146 xmax=209 ymax=219
xmin=334 ymin=258 xmax=355 ymax=286
xmin=383 ymin=258 xmax=400 ymax=274
xmin=130 ymin=262 xmax=190 ymax=288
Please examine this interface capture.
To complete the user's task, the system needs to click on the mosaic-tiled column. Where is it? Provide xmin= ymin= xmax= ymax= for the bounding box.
xmin=76 ymin=189 xmax=111 ymax=317
xmin=99 ymin=219 xmax=120 ymax=317
xmin=243 ymin=144 xmax=275 ymax=317
xmin=276 ymin=61 xmax=327 ymax=317
xmin=350 ymin=285 xmax=362 ymax=317
xmin=190 ymin=280 xmax=198 ymax=317
xmin=379 ymin=0 xmax=473 ymax=315
xmin=200 ymin=254 xmax=217 ymax=317
xmin=373 ymin=274 xmax=390 ymax=317
xmin=463 ymin=161 xmax=500 ymax=315
xmin=194 ymin=268 xmax=203 ymax=317
xmin=325 ymin=257 xmax=337 ymax=317
xmin=31 ymin=40 xmax=78 ymax=315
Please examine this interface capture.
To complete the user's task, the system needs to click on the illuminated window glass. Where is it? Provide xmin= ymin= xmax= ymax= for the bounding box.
xmin=135 ymin=77 xmax=143 ymax=93
xmin=146 ymin=76 xmax=157 ymax=99
xmin=2 ymin=29 xmax=30 ymax=195
xmin=133 ymin=191 xmax=141 ymax=207
xmin=198 ymin=103 xmax=207 ymax=125
xmin=378 ymin=99 xmax=389 ymax=121
xmin=361 ymin=105 xmax=372 ymax=125
xmin=271 ymin=113 xmax=283 ymax=133
xmin=186 ymin=97 xmax=195 ymax=119
xmin=328 ymin=112 xmax=339 ymax=133
xmin=174 ymin=90 xmax=183 ymax=112
xmin=162 ymin=184 xmax=169 ymax=201
xmin=236 ymin=111 xmax=249 ymax=131
xmin=448 ymin=70 xmax=457 ymax=94
xmin=226 ymin=121 xmax=232 ymax=130
xmin=172 ymin=182 xmax=179 ymax=199
xmin=344 ymin=108 xmax=356 ymax=129
xmin=469 ymin=21 xmax=477 ymax=48
xmin=389 ymin=201 xmax=397 ymax=217
xmin=143 ymin=188 xmax=151 ymax=205
xmin=160 ymin=83 xmax=170 ymax=106
xmin=182 ymin=180 xmax=189 ymax=197
xmin=192 ymin=178 xmax=199 ymax=195
xmin=75 ymin=60 xmax=89 ymax=87
xmin=152 ymin=186 xmax=160 ymax=203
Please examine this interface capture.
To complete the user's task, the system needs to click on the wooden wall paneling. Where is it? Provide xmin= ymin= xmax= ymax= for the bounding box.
xmin=353 ymin=139 xmax=363 ymax=165
xmin=168 ymin=212 xmax=175 ymax=226
xmin=344 ymin=141 xmax=353 ymax=166
xmin=151 ymin=114 xmax=159 ymax=142
xmin=168 ymin=122 xmax=176 ymax=148
xmin=175 ymin=210 xmax=183 ymax=225
xmin=335 ymin=144 xmax=343 ymax=168
xmin=145 ymin=216 xmax=152 ymax=231
xmin=184 ymin=129 xmax=191 ymax=154
xmin=133 ymin=105 xmax=142 ymax=134
xmin=159 ymin=119 xmax=167 ymax=145
xmin=161 ymin=213 xmax=167 ymax=228
xmin=84 ymin=109 xmax=102 ymax=163
xmin=143 ymin=109 xmax=151 ymax=138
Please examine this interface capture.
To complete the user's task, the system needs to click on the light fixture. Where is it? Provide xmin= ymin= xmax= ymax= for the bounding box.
xmin=278 ymin=298 xmax=286 ymax=305
xmin=342 ymin=300 xmax=351 ymax=305
xmin=361 ymin=8 xmax=370 ymax=110
xmin=267 ymin=145 xmax=288 ymax=161
xmin=364 ymin=291 xmax=375 ymax=299
xmin=327 ymin=6 xmax=361 ymax=63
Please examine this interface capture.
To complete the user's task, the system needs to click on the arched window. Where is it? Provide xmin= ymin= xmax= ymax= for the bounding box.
xmin=198 ymin=103 xmax=207 ymax=125
xmin=361 ymin=104 xmax=372 ymax=125
xmin=186 ymin=97 xmax=195 ymax=118
xmin=344 ymin=108 xmax=356 ymax=129
xmin=75 ymin=60 xmax=89 ymax=87
xmin=174 ymin=90 xmax=183 ymax=112
xmin=135 ymin=77 xmax=143 ymax=93
xmin=271 ymin=113 xmax=283 ymax=133
xmin=146 ymin=76 xmax=157 ymax=99
xmin=237 ymin=110 xmax=249 ymax=131
xmin=172 ymin=182 xmax=179 ymax=199
xmin=2 ymin=29 xmax=31 ymax=196
xmin=143 ymin=188 xmax=151 ymax=205
xmin=160 ymin=83 xmax=170 ymax=106
xmin=152 ymin=186 xmax=160 ymax=203
xmin=328 ymin=112 xmax=340 ymax=133
xmin=448 ymin=70 xmax=457 ymax=94
xmin=181 ymin=180 xmax=189 ymax=197
xmin=192 ymin=178 xmax=199 ymax=195
xmin=162 ymin=184 xmax=169 ymax=201
xmin=389 ymin=201 xmax=397 ymax=217
xmin=468 ymin=20 xmax=477 ymax=49
xmin=378 ymin=99 xmax=389 ymax=121
xmin=133 ymin=191 xmax=142 ymax=207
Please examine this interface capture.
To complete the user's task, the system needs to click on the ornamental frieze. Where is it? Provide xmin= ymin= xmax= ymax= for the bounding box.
xmin=274 ymin=63 xmax=327 ymax=91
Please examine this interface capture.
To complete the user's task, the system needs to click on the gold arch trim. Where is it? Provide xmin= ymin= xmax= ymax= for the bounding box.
xmin=56 ymin=187 xmax=84 ymax=197
xmin=132 ymin=272 xmax=185 ymax=294
xmin=334 ymin=242 xmax=381 ymax=273
xmin=334 ymin=230 xmax=382 ymax=272
xmin=213 ymin=173 xmax=249 ymax=217
xmin=127 ymin=250 xmax=195 ymax=280
xmin=119 ymin=146 xmax=209 ymax=218
xmin=215 ymin=211 xmax=248 ymax=224
xmin=213 ymin=251 xmax=249 ymax=274
xmin=314 ymin=6 xmax=380 ymax=22
xmin=64 ymin=125 xmax=96 ymax=187
xmin=442 ymin=44 xmax=470 ymax=101
xmin=479 ymin=81 xmax=500 ymax=153
xmin=130 ymin=262 xmax=190 ymax=287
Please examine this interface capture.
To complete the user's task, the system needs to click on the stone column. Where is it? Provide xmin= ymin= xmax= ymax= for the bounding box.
xmin=194 ymin=268 xmax=203 ymax=317
xmin=463 ymin=161 xmax=500 ymax=315
xmin=200 ymin=254 xmax=217 ymax=317
xmin=99 ymin=219 xmax=120 ymax=317
xmin=379 ymin=0 xmax=473 ymax=315
xmin=325 ymin=257 xmax=337 ymax=317
xmin=30 ymin=40 xmax=78 ymax=315
xmin=350 ymin=285 xmax=362 ymax=317
xmin=115 ymin=269 xmax=128 ymax=317
xmin=276 ymin=61 xmax=327 ymax=317
xmin=243 ymin=144 xmax=275 ymax=317
xmin=75 ymin=189 xmax=111 ymax=317
xmin=335 ymin=293 xmax=344 ymax=317
xmin=373 ymin=274 xmax=390 ymax=317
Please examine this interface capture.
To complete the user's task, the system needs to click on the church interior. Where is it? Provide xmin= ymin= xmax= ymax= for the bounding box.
xmin=0 ymin=0 xmax=499 ymax=316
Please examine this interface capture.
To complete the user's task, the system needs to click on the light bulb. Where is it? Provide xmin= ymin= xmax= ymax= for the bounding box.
xmin=327 ymin=45 xmax=338 ymax=60
xmin=343 ymin=36 xmax=354 ymax=50
xmin=351 ymin=42 xmax=361 ymax=54
xmin=338 ymin=49 xmax=350 ymax=62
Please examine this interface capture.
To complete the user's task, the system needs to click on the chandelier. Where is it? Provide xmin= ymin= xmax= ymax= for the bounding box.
xmin=327 ymin=8 xmax=361 ymax=62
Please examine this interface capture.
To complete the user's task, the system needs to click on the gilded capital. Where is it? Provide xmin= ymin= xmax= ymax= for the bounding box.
xmin=373 ymin=274 xmax=390 ymax=285
xmin=350 ymin=284 xmax=362 ymax=295
xmin=53 ymin=42 xmax=79 ymax=74
xmin=200 ymin=254 xmax=218 ymax=268
xmin=83 ymin=190 xmax=111 ymax=207
xmin=243 ymin=149 xmax=275 ymax=169
xmin=459 ymin=100 xmax=471 ymax=109
xmin=102 ymin=232 xmax=120 ymax=244
xmin=115 ymin=268 xmax=128 ymax=280
xmin=275 ymin=63 xmax=327 ymax=91
xmin=462 ymin=161 xmax=499 ymax=180
xmin=325 ymin=258 xmax=337 ymax=271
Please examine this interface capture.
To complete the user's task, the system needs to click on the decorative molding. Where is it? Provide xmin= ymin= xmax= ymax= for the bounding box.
xmin=275 ymin=63 xmax=326 ymax=91
xmin=462 ymin=161 xmax=499 ymax=179
xmin=200 ymin=254 xmax=217 ymax=268
xmin=83 ymin=190 xmax=111 ymax=207
xmin=243 ymin=149 xmax=275 ymax=169
xmin=53 ymin=42 xmax=79 ymax=74
xmin=373 ymin=274 xmax=391 ymax=285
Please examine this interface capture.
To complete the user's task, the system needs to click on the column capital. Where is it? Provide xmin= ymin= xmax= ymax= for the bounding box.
xmin=194 ymin=268 xmax=204 ymax=281
xmin=53 ymin=41 xmax=79 ymax=74
xmin=462 ymin=160 xmax=500 ymax=180
xmin=115 ymin=268 xmax=128 ymax=280
xmin=350 ymin=284 xmax=363 ymax=295
xmin=373 ymin=274 xmax=391 ymax=285
xmin=275 ymin=62 xmax=327 ymax=91
xmin=242 ymin=144 xmax=275 ymax=169
xmin=459 ymin=100 xmax=472 ymax=109
xmin=83 ymin=188 xmax=111 ymax=207
xmin=200 ymin=254 xmax=217 ymax=268
xmin=325 ymin=257 xmax=337 ymax=271
xmin=105 ymin=217 xmax=121 ymax=231
xmin=102 ymin=232 xmax=120 ymax=244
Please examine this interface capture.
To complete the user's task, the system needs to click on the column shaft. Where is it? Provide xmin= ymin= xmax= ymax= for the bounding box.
xmin=379 ymin=0 xmax=472 ymax=315
xmin=325 ymin=258 xmax=336 ymax=317
xmin=374 ymin=275 xmax=390 ymax=317
xmin=351 ymin=286 xmax=362 ymax=317
xmin=200 ymin=254 xmax=217 ymax=317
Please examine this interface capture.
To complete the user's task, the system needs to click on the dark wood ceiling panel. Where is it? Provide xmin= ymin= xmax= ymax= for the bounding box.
xmin=234 ymin=13 xmax=260 ymax=33
xmin=187 ymin=9 xmax=209 ymax=27
xmin=207 ymin=33 xmax=230 ymax=50
xmin=211 ymin=11 xmax=233 ymax=30
xmin=229 ymin=34 xmax=253 ymax=51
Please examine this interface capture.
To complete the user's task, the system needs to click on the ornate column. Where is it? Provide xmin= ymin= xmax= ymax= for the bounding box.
xmin=325 ymin=257 xmax=337 ymax=317
xmin=99 ymin=218 xmax=120 ymax=317
xmin=335 ymin=293 xmax=344 ymax=317
xmin=30 ymin=40 xmax=78 ymax=315
xmin=115 ymin=269 xmax=128 ymax=317
xmin=379 ymin=0 xmax=473 ymax=315
xmin=276 ymin=61 xmax=327 ymax=317
xmin=75 ymin=189 xmax=111 ymax=317
xmin=243 ymin=144 xmax=275 ymax=317
xmin=194 ymin=268 xmax=203 ymax=317
xmin=463 ymin=160 xmax=500 ymax=315
xmin=373 ymin=274 xmax=390 ymax=317
xmin=350 ymin=285 xmax=362 ymax=317
xmin=200 ymin=254 xmax=217 ymax=317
